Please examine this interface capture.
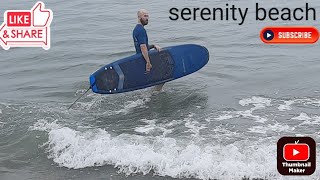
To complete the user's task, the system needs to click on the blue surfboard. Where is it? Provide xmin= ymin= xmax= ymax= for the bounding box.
xmin=89 ymin=44 xmax=209 ymax=94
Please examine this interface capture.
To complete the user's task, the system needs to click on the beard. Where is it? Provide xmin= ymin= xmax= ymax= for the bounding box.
xmin=140 ymin=18 xmax=148 ymax=25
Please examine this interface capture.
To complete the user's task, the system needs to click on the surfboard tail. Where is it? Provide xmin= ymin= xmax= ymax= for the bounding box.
xmin=89 ymin=75 xmax=98 ymax=93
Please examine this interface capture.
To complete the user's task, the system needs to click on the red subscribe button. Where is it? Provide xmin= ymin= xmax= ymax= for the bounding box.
xmin=260 ymin=26 xmax=319 ymax=44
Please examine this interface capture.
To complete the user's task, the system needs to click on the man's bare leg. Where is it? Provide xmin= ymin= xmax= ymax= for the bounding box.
xmin=153 ymin=83 xmax=165 ymax=92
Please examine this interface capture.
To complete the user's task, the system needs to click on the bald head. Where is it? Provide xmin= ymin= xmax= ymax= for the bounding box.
xmin=137 ymin=9 xmax=148 ymax=17
xmin=137 ymin=9 xmax=149 ymax=26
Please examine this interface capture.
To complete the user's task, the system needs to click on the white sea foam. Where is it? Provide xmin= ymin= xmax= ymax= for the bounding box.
xmin=291 ymin=113 xmax=312 ymax=121
xmin=304 ymin=99 xmax=320 ymax=107
xmin=184 ymin=113 xmax=207 ymax=138
xmin=248 ymin=123 xmax=295 ymax=134
xmin=115 ymin=97 xmax=150 ymax=114
xmin=134 ymin=124 xmax=158 ymax=134
xmin=210 ymin=125 xmax=240 ymax=140
xmin=0 ymin=109 xmax=2 ymax=114
xmin=291 ymin=113 xmax=320 ymax=125
xmin=30 ymin=120 xmax=320 ymax=180
xmin=134 ymin=119 xmax=172 ymax=136
xmin=0 ymin=121 xmax=4 ymax=128
xmin=284 ymin=98 xmax=320 ymax=108
xmin=212 ymin=96 xmax=271 ymax=123
xmin=214 ymin=97 xmax=320 ymax=124
xmin=239 ymin=96 xmax=271 ymax=110
xmin=248 ymin=126 xmax=267 ymax=134
xmin=307 ymin=116 xmax=320 ymax=125
xmin=72 ymin=88 xmax=151 ymax=113
xmin=236 ymin=110 xmax=268 ymax=123
xmin=29 ymin=119 xmax=61 ymax=131
xmin=227 ymin=97 xmax=271 ymax=123
xmin=214 ymin=114 xmax=234 ymax=121
xmin=278 ymin=100 xmax=295 ymax=111
xmin=257 ymin=96 xmax=320 ymax=113
xmin=211 ymin=110 xmax=267 ymax=123
xmin=75 ymin=91 xmax=151 ymax=115
xmin=184 ymin=120 xmax=206 ymax=138
xmin=75 ymin=94 xmax=104 ymax=110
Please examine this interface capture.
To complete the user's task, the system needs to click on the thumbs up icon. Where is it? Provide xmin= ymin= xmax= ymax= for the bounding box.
xmin=32 ymin=1 xmax=52 ymax=27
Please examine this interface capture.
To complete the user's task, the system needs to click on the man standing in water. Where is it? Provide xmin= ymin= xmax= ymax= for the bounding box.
xmin=133 ymin=9 xmax=164 ymax=91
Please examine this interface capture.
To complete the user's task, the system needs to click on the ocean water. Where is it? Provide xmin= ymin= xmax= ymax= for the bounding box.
xmin=0 ymin=0 xmax=320 ymax=179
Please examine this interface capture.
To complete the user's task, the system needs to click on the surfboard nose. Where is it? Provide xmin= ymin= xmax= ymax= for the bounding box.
xmin=200 ymin=45 xmax=209 ymax=66
xmin=191 ymin=44 xmax=209 ymax=70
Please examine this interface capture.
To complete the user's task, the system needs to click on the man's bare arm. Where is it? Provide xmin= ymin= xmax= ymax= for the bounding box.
xmin=140 ymin=44 xmax=150 ymax=63
xmin=140 ymin=44 xmax=152 ymax=72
